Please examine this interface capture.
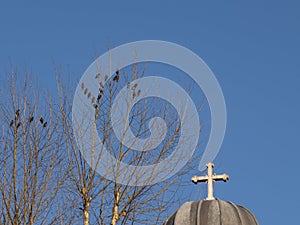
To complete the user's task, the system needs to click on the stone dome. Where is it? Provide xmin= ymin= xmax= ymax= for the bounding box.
xmin=163 ymin=199 xmax=259 ymax=225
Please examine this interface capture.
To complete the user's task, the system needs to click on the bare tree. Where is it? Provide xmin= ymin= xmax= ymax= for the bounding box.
xmin=59 ymin=63 xmax=201 ymax=225
xmin=57 ymin=75 xmax=109 ymax=225
xmin=0 ymin=63 xmax=203 ymax=225
xmin=0 ymin=73 xmax=72 ymax=225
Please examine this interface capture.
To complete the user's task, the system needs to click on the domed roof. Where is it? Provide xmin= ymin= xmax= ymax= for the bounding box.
xmin=163 ymin=199 xmax=259 ymax=225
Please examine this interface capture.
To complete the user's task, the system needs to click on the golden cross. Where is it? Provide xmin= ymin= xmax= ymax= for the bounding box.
xmin=191 ymin=162 xmax=229 ymax=200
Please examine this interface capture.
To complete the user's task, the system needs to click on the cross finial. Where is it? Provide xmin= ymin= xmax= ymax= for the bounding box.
xmin=191 ymin=162 xmax=229 ymax=200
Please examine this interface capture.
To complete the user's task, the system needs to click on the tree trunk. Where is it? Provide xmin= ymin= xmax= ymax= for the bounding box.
xmin=83 ymin=201 xmax=90 ymax=225
xmin=111 ymin=191 xmax=120 ymax=225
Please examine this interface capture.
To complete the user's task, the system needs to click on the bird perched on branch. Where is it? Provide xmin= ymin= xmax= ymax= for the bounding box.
xmin=113 ymin=69 xmax=120 ymax=82
xmin=43 ymin=122 xmax=47 ymax=128
xmin=132 ymin=83 xmax=138 ymax=89
xmin=99 ymin=82 xmax=104 ymax=88
xmin=40 ymin=117 xmax=44 ymax=124
xmin=91 ymin=96 xmax=95 ymax=104
xmin=95 ymin=73 xmax=101 ymax=79
xmin=15 ymin=109 xmax=20 ymax=118
xmin=29 ymin=116 xmax=34 ymax=123
xmin=9 ymin=120 xmax=14 ymax=127
xmin=93 ymin=104 xmax=98 ymax=109
xmin=97 ymin=94 xmax=102 ymax=103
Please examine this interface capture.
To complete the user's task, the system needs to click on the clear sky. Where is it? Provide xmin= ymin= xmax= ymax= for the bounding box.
xmin=1 ymin=1 xmax=300 ymax=224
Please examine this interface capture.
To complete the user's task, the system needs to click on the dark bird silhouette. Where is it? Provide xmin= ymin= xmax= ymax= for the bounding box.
xmin=15 ymin=109 xmax=20 ymax=118
xmin=29 ymin=116 xmax=34 ymax=123
xmin=43 ymin=122 xmax=47 ymax=128
xmin=99 ymin=82 xmax=104 ymax=88
xmin=95 ymin=73 xmax=101 ymax=79
xmin=84 ymin=88 xmax=88 ymax=95
xmin=113 ymin=72 xmax=119 ymax=82
xmin=99 ymin=88 xmax=104 ymax=94
xmin=137 ymin=89 xmax=141 ymax=97
xmin=113 ymin=75 xmax=119 ymax=82
xmin=16 ymin=123 xmax=21 ymax=129
xmin=97 ymin=94 xmax=102 ymax=102
xmin=87 ymin=92 xmax=91 ymax=99
xmin=91 ymin=96 xmax=95 ymax=103
xmin=81 ymin=82 xmax=84 ymax=90
xmin=9 ymin=120 xmax=14 ymax=127
xmin=131 ymin=91 xmax=136 ymax=99
xmin=40 ymin=117 xmax=44 ymax=124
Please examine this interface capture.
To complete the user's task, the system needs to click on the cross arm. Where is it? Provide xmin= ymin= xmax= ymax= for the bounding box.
xmin=191 ymin=175 xmax=208 ymax=184
xmin=212 ymin=173 xmax=229 ymax=182
xmin=191 ymin=173 xmax=229 ymax=184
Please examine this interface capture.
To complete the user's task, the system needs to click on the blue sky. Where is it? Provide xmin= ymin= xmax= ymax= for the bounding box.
xmin=1 ymin=1 xmax=299 ymax=224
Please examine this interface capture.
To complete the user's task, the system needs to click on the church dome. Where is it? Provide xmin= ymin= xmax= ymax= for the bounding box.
xmin=163 ymin=199 xmax=259 ymax=225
